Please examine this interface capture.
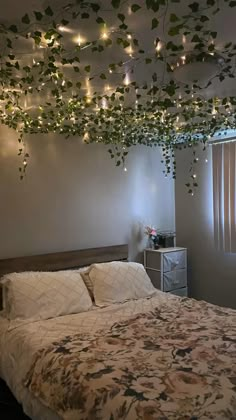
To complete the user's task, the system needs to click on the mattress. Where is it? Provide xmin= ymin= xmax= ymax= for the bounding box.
xmin=0 ymin=291 xmax=170 ymax=420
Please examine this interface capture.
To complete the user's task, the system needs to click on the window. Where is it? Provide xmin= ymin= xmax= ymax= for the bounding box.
xmin=212 ymin=141 xmax=236 ymax=252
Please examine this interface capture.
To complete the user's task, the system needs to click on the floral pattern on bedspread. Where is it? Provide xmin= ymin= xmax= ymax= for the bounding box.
xmin=24 ymin=297 xmax=236 ymax=420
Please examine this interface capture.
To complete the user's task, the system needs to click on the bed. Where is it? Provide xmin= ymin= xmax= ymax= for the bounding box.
xmin=0 ymin=245 xmax=236 ymax=420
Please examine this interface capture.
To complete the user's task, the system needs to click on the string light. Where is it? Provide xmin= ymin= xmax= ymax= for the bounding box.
xmin=124 ymin=73 xmax=130 ymax=86
xmin=156 ymin=41 xmax=162 ymax=53
xmin=83 ymin=131 xmax=89 ymax=142
xmin=101 ymin=27 xmax=108 ymax=40
xmin=74 ymin=34 xmax=86 ymax=46
xmin=124 ymin=167 xmax=127 ymax=172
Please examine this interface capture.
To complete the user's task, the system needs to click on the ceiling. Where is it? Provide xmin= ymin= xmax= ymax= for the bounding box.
xmin=1 ymin=0 xmax=236 ymax=100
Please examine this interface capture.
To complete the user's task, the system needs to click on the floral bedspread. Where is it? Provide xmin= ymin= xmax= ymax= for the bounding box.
xmin=24 ymin=297 xmax=236 ymax=419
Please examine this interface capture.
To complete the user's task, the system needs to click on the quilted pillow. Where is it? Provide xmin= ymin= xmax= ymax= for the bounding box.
xmin=89 ymin=261 xmax=156 ymax=307
xmin=2 ymin=270 xmax=93 ymax=321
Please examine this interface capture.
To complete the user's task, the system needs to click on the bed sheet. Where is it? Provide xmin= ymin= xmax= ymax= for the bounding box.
xmin=0 ymin=291 xmax=170 ymax=419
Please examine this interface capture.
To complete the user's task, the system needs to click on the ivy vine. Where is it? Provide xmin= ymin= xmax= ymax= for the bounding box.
xmin=0 ymin=0 xmax=236 ymax=192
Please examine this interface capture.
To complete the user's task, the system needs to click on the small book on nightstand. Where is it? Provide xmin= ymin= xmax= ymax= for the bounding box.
xmin=144 ymin=247 xmax=188 ymax=297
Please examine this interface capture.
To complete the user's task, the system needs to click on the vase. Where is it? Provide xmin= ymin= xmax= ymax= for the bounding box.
xmin=147 ymin=237 xmax=154 ymax=249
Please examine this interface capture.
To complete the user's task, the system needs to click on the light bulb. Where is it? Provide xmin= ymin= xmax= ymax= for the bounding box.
xmin=101 ymin=31 xmax=108 ymax=40
xmin=156 ymin=41 xmax=162 ymax=52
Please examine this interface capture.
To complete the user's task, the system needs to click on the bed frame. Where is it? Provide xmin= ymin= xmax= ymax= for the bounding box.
xmin=0 ymin=244 xmax=128 ymax=277
xmin=0 ymin=244 xmax=128 ymax=309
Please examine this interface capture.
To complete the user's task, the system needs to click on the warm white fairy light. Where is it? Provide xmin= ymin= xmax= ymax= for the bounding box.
xmin=124 ymin=73 xmax=130 ymax=86
xmin=193 ymin=174 xmax=197 ymax=178
xmin=124 ymin=167 xmax=127 ymax=172
xmin=102 ymin=97 xmax=108 ymax=109
xmin=73 ymin=34 xmax=86 ymax=46
xmin=101 ymin=29 xmax=108 ymax=40
xmin=156 ymin=41 xmax=162 ymax=53
xmin=127 ymin=34 xmax=132 ymax=40
xmin=58 ymin=25 xmax=73 ymax=34
xmin=127 ymin=45 xmax=134 ymax=57
xmin=212 ymin=106 xmax=217 ymax=115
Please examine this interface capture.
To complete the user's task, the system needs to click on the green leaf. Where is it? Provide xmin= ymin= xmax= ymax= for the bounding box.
xmin=22 ymin=13 xmax=30 ymax=24
xmin=111 ymin=0 xmax=121 ymax=8
xmin=8 ymin=25 xmax=18 ymax=33
xmin=151 ymin=18 xmax=159 ymax=29
xmin=84 ymin=65 xmax=91 ymax=72
xmin=191 ymin=34 xmax=201 ymax=42
xmin=117 ymin=13 xmax=125 ymax=22
xmin=100 ymin=73 xmax=107 ymax=79
xmin=34 ymin=11 xmax=43 ymax=21
xmin=131 ymin=4 xmax=141 ymax=12
xmin=61 ymin=19 xmax=69 ymax=26
xmin=81 ymin=12 xmax=89 ymax=18
xmin=45 ymin=6 xmax=54 ymax=16
xmin=168 ymin=25 xmax=183 ymax=36
xmin=96 ymin=16 xmax=105 ymax=24
xmin=145 ymin=58 xmax=152 ymax=64
xmin=200 ymin=15 xmax=209 ymax=22
xmin=170 ymin=13 xmax=179 ymax=22
xmin=91 ymin=3 xmax=100 ymax=12
xmin=229 ymin=0 xmax=236 ymax=5
xmin=189 ymin=2 xmax=199 ymax=12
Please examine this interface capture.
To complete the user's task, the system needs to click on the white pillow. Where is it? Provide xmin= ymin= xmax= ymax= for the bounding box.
xmin=2 ymin=270 xmax=93 ymax=321
xmin=89 ymin=261 xmax=156 ymax=307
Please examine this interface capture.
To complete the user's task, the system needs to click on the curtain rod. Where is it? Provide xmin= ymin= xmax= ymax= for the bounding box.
xmin=208 ymin=135 xmax=236 ymax=145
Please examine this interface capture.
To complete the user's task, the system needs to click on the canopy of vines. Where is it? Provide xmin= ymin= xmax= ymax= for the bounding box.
xmin=1 ymin=0 xmax=236 ymax=192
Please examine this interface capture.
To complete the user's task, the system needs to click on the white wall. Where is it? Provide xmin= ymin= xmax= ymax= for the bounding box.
xmin=175 ymin=145 xmax=236 ymax=309
xmin=0 ymin=125 xmax=175 ymax=259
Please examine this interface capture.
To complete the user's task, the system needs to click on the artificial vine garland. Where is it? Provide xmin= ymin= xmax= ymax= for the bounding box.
xmin=0 ymin=0 xmax=236 ymax=192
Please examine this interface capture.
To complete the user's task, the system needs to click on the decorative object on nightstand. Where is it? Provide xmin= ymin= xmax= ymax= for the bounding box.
xmin=156 ymin=231 xmax=176 ymax=248
xmin=145 ymin=226 xmax=159 ymax=249
xmin=144 ymin=247 xmax=188 ymax=297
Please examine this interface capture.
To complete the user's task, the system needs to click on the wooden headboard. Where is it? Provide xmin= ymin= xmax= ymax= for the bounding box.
xmin=0 ymin=244 xmax=128 ymax=277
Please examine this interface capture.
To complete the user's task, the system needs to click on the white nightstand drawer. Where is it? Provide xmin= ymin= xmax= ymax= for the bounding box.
xmin=163 ymin=269 xmax=187 ymax=292
xmin=170 ymin=287 xmax=188 ymax=297
xmin=146 ymin=268 xmax=161 ymax=290
xmin=163 ymin=250 xmax=186 ymax=272
xmin=145 ymin=252 xmax=161 ymax=270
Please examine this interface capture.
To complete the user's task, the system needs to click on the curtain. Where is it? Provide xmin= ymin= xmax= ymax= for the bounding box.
xmin=212 ymin=141 xmax=236 ymax=253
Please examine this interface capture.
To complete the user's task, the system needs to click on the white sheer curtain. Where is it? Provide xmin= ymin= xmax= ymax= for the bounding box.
xmin=212 ymin=141 xmax=236 ymax=253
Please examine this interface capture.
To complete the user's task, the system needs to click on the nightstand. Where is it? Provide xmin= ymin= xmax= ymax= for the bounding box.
xmin=144 ymin=247 xmax=188 ymax=297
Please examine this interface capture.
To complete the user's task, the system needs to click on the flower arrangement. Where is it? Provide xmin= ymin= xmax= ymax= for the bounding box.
xmin=145 ymin=226 xmax=159 ymax=249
